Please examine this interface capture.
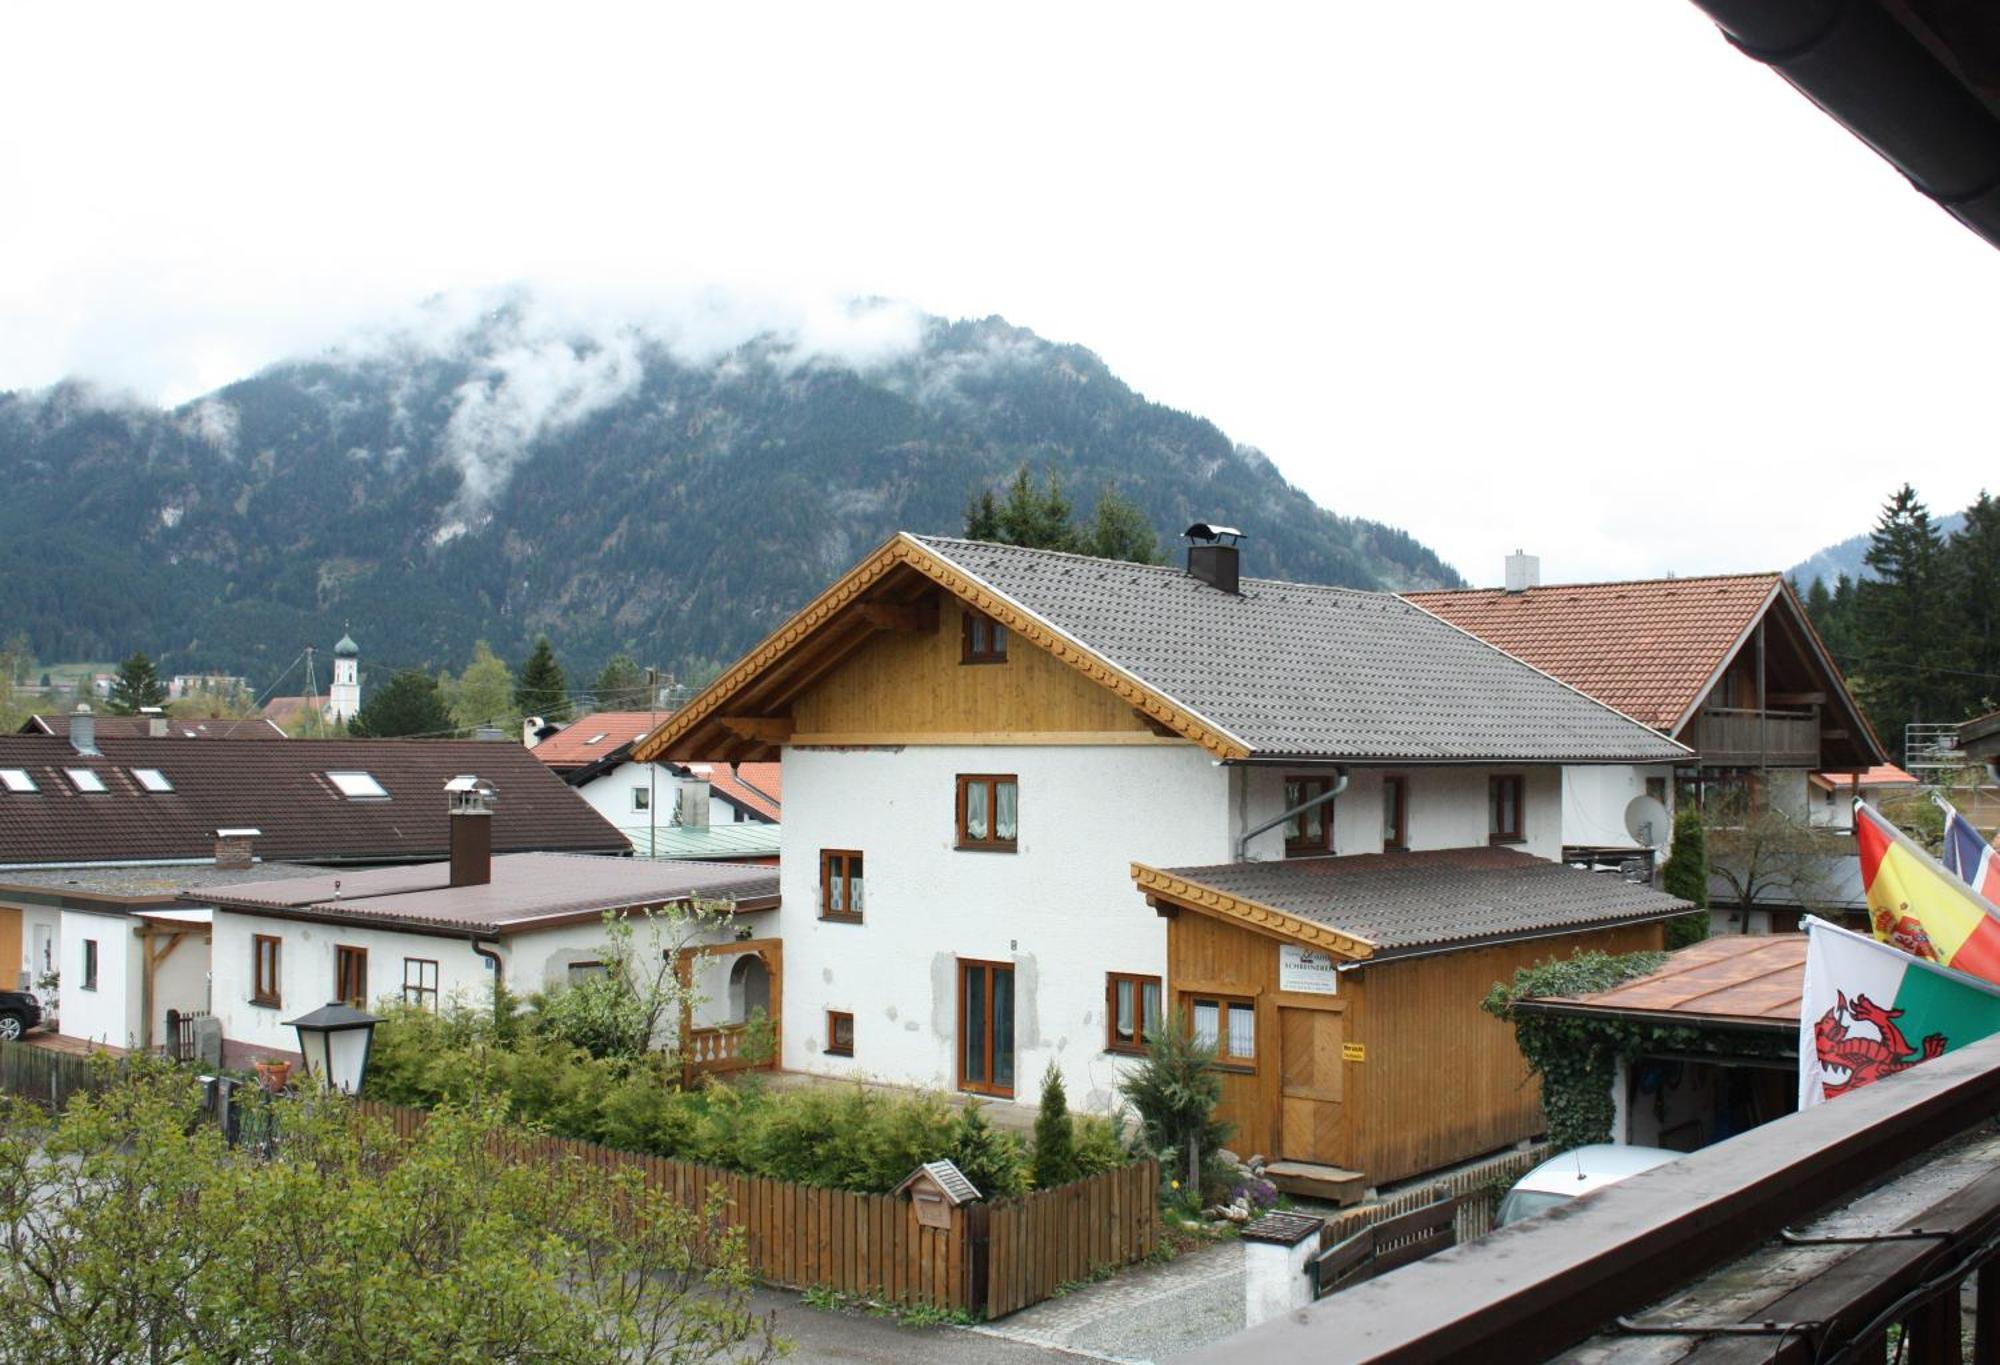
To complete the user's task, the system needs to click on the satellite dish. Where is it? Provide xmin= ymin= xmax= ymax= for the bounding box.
xmin=1625 ymin=795 xmax=1671 ymax=850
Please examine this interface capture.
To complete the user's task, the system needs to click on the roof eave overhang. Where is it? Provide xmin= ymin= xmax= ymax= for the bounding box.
xmin=1132 ymin=863 xmax=1376 ymax=960
xmin=196 ymin=890 xmax=783 ymax=937
xmin=1510 ymin=998 xmax=1799 ymax=1034
xmin=1226 ymin=751 xmax=1689 ymax=768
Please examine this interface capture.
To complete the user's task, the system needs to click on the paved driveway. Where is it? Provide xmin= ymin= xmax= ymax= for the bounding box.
xmin=763 ymin=1241 xmax=1244 ymax=1364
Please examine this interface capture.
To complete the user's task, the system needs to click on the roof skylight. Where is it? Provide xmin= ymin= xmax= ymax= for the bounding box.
xmin=586 ymin=733 xmax=609 ymax=745
xmin=132 ymin=768 xmax=173 ymax=793
xmin=65 ymin=768 xmax=108 ymax=794
xmin=0 ymin=769 xmax=37 ymax=793
xmin=326 ymin=771 xmax=389 ymax=799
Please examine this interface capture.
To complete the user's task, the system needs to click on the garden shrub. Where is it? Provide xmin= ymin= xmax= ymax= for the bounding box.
xmin=1031 ymin=1064 xmax=1077 ymax=1189
xmin=1070 ymin=1114 xmax=1129 ymax=1178
xmin=1120 ymin=1009 xmax=1231 ymax=1200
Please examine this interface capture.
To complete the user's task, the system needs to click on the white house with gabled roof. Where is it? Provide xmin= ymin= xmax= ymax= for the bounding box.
xmin=634 ymin=529 xmax=1695 ymax=1191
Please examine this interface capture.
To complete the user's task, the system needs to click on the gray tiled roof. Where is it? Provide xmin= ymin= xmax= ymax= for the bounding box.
xmin=913 ymin=537 xmax=1690 ymax=764
xmin=1158 ymin=848 xmax=1693 ymax=958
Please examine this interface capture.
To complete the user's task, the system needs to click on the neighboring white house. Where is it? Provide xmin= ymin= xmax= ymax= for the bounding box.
xmin=1806 ymin=765 xmax=1920 ymax=830
xmin=633 ymin=531 xmax=1693 ymax=1127
xmin=531 ymin=711 xmax=781 ymax=855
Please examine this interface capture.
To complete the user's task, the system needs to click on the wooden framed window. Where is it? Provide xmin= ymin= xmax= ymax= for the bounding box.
xmin=958 ymin=959 xmax=1016 ymax=1097
xmin=402 ymin=958 xmax=440 ymax=1012
xmin=252 ymin=934 xmax=282 ymax=1007
xmin=566 ymin=960 xmax=607 ymax=985
xmin=81 ymin=939 xmax=99 ymax=992
xmin=1189 ymin=995 xmax=1256 ymax=1067
xmin=1284 ymin=776 xmax=1335 ymax=856
xmin=1490 ymin=775 xmax=1525 ymax=845
xmin=961 ymin=610 xmax=1008 ymax=664
xmin=334 ymin=945 xmax=368 ymax=1009
xmin=820 ymin=849 xmax=865 ymax=921
xmin=1382 ymin=775 xmax=1408 ymax=852
xmin=956 ymin=774 xmax=1018 ymax=851
xmin=826 ymin=1010 xmax=855 ymax=1057
xmin=1106 ymin=973 xmax=1163 ymax=1054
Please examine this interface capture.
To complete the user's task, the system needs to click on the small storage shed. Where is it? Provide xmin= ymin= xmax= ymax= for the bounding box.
xmin=1132 ymin=848 xmax=1689 ymax=1197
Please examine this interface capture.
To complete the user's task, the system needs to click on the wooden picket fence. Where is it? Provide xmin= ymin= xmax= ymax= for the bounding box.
xmin=352 ymin=1099 xmax=1159 ymax=1318
xmin=1320 ymin=1142 xmax=1551 ymax=1248
xmin=0 ymin=1040 xmax=117 ymax=1111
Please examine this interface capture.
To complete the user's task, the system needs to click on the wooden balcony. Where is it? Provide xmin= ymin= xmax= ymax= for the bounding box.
xmin=683 ymin=1021 xmax=772 ymax=1080
xmin=1687 ymin=705 xmax=1820 ymax=767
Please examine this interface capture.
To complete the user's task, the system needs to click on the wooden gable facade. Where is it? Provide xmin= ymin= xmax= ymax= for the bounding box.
xmin=634 ymin=533 xmax=1241 ymax=764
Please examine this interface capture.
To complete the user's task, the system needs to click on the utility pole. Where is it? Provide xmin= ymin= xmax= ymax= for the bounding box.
xmin=647 ymin=666 xmax=659 ymax=859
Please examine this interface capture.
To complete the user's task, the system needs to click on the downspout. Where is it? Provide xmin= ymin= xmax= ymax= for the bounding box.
xmin=1235 ymin=768 xmax=1348 ymax=862
xmin=470 ymin=935 xmax=504 ymax=993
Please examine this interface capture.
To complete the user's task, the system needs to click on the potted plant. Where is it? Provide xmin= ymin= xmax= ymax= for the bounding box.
xmin=254 ymin=1057 xmax=293 ymax=1093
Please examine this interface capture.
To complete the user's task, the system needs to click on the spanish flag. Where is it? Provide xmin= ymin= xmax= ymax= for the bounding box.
xmin=1857 ymin=799 xmax=2000 ymax=987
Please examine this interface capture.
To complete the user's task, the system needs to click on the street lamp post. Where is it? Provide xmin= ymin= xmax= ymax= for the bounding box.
xmin=284 ymin=1002 xmax=382 ymax=1096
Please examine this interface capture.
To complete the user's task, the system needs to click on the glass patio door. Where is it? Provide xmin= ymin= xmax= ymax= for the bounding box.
xmin=959 ymin=959 xmax=1015 ymax=1097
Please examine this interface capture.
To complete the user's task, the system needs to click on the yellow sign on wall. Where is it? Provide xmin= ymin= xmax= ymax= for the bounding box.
xmin=1341 ymin=1041 xmax=1366 ymax=1063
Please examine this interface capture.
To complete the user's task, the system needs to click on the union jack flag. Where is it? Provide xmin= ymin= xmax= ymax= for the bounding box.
xmin=1939 ymin=795 xmax=2000 ymax=903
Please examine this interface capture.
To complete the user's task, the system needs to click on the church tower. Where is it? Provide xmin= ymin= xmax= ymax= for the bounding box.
xmin=328 ymin=628 xmax=361 ymax=723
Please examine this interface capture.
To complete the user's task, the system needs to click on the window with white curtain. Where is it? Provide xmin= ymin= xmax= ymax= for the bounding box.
xmin=1190 ymin=996 xmax=1256 ymax=1065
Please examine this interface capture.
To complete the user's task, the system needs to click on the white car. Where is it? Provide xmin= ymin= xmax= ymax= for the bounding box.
xmin=1494 ymin=1144 xmax=1681 ymax=1227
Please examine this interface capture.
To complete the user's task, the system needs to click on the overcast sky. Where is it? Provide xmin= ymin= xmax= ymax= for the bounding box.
xmin=3 ymin=2 xmax=1993 ymax=585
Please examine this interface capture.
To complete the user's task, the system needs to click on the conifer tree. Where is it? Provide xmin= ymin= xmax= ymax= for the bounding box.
xmin=1085 ymin=487 xmax=1163 ymax=564
xmin=348 ymin=669 xmax=454 ymax=738
xmin=591 ymin=654 xmax=650 ymax=712
xmin=1031 ymin=1063 xmax=1078 ymax=1190
xmin=1856 ymin=485 xmax=1948 ymax=756
xmin=107 ymin=652 xmax=169 ymax=714
xmin=1660 ymin=802 xmax=1710 ymax=949
xmin=1946 ymin=492 xmax=2000 ymax=716
xmin=513 ymin=637 xmax=573 ymax=724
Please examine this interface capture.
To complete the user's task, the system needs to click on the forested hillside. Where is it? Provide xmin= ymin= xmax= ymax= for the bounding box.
xmin=0 ymin=308 xmax=1461 ymax=688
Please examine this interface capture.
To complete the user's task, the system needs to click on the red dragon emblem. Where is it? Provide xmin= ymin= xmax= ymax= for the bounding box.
xmin=1813 ymin=991 xmax=1946 ymax=1098
xmin=1872 ymin=907 xmax=1939 ymax=962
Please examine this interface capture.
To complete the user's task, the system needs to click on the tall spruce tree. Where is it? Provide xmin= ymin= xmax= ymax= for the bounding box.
xmin=591 ymin=654 xmax=650 ymax=712
xmin=107 ymin=652 xmax=169 ymax=715
xmin=348 ymin=669 xmax=454 ymax=738
xmin=513 ymin=637 xmax=573 ymax=723
xmin=1031 ymin=1063 xmax=1079 ymax=1190
xmin=1084 ymin=487 xmax=1164 ymax=564
xmin=1946 ymin=492 xmax=2000 ymax=717
xmin=1660 ymin=803 xmax=1711 ymax=950
xmin=1855 ymin=485 xmax=1949 ymax=757
xmin=964 ymin=467 xmax=1164 ymax=566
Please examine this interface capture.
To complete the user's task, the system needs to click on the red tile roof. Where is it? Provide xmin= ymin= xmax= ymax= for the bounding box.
xmin=0 ymin=735 xmax=628 ymax=867
xmin=707 ymin=762 xmax=781 ymax=822
xmin=1405 ymin=574 xmax=1782 ymax=732
xmin=530 ymin=712 xmax=664 ymax=769
xmin=1809 ymin=765 xmax=1918 ymax=792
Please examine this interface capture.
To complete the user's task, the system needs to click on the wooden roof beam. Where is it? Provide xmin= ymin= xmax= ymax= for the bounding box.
xmin=718 ymin=716 xmax=794 ymax=744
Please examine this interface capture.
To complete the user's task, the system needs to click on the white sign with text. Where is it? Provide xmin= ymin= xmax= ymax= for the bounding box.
xmin=1278 ymin=945 xmax=1338 ymax=995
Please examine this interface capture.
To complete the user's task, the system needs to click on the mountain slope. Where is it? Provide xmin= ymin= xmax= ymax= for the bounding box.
xmin=0 ymin=306 xmax=1461 ymax=688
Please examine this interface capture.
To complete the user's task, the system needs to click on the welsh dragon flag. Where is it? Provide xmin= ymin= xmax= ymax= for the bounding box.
xmin=1799 ymin=916 xmax=2000 ymax=1109
xmin=1855 ymin=799 xmax=2000 ymax=985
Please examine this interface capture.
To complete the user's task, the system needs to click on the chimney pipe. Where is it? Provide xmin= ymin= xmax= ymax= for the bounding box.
xmin=214 ymin=827 xmax=260 ymax=870
xmin=521 ymin=716 xmax=546 ymax=748
xmin=1183 ymin=522 xmax=1245 ymax=595
xmin=140 ymin=705 xmax=168 ymax=738
xmin=445 ymin=775 xmax=497 ymax=887
xmin=1504 ymin=550 xmax=1541 ymax=594
xmin=680 ymin=766 xmax=712 ymax=831
xmin=69 ymin=704 xmax=98 ymax=756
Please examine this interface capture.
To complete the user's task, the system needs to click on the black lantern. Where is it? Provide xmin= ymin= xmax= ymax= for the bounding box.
xmin=283 ymin=1001 xmax=381 ymax=1096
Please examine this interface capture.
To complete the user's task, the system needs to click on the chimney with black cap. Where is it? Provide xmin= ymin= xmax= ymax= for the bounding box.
xmin=444 ymin=775 xmax=497 ymax=888
xmin=1184 ymin=523 xmax=1244 ymax=595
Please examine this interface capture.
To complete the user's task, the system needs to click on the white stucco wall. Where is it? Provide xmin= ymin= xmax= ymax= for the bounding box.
xmin=1561 ymin=764 xmax=1676 ymax=851
xmin=778 ymin=743 xmax=1233 ymax=1114
xmin=574 ymin=763 xmax=765 ymax=846
xmin=1235 ymin=765 xmax=1566 ymax=863
xmin=149 ymin=929 xmax=212 ymax=1045
xmin=58 ymin=909 xmax=140 ymax=1049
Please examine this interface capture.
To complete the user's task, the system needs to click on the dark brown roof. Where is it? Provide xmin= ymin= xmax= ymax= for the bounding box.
xmin=1146 ymin=848 xmax=1693 ymax=960
xmin=195 ymin=853 xmax=779 ymax=934
xmin=1516 ymin=934 xmax=1804 ymax=1031
xmin=0 ymin=736 xmax=628 ymax=868
xmin=23 ymin=713 xmax=287 ymax=740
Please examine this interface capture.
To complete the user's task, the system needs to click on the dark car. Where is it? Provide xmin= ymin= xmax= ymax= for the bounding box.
xmin=0 ymin=991 xmax=43 ymax=1041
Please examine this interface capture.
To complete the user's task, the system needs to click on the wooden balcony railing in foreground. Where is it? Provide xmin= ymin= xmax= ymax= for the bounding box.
xmin=1188 ymin=1030 xmax=2000 ymax=1364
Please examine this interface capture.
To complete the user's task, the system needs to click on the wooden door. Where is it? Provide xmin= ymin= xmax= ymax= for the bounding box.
xmin=1279 ymin=1007 xmax=1345 ymax=1166
xmin=0 ymin=908 xmax=20 ymax=991
xmin=958 ymin=959 xmax=1015 ymax=1097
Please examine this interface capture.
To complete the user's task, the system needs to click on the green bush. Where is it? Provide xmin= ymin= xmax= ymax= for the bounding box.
xmin=1071 ymin=1114 xmax=1129 ymax=1178
xmin=1120 ymin=1009 xmax=1230 ymax=1200
xmin=1660 ymin=803 xmax=1711 ymax=949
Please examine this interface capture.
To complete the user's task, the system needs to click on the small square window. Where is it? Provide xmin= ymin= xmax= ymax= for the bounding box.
xmin=0 ymin=768 xmax=37 ymax=793
xmin=826 ymin=1010 xmax=855 ymax=1057
xmin=956 ymin=774 xmax=1018 ymax=851
xmin=961 ymin=610 xmax=1008 ymax=664
xmin=326 ymin=771 xmax=388 ymax=799
xmin=65 ymin=768 xmax=107 ymax=794
xmin=567 ymin=960 xmax=607 ymax=985
xmin=132 ymin=768 xmax=173 ymax=793
xmin=1190 ymin=995 xmax=1255 ymax=1066
xmin=1106 ymin=974 xmax=1163 ymax=1054
xmin=402 ymin=958 xmax=440 ymax=1012
xmin=632 ymin=787 xmax=652 ymax=813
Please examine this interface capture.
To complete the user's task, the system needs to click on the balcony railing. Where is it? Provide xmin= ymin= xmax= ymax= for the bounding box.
xmin=1688 ymin=705 xmax=1821 ymax=767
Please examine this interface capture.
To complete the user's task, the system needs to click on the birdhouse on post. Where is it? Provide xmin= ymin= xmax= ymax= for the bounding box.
xmin=893 ymin=1160 xmax=982 ymax=1229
